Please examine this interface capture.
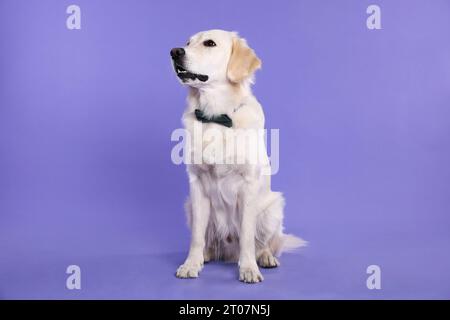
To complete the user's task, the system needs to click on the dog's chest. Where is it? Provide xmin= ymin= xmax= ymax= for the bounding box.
xmin=203 ymin=165 xmax=243 ymax=206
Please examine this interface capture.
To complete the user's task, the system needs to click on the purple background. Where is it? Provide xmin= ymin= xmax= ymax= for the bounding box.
xmin=1 ymin=0 xmax=450 ymax=299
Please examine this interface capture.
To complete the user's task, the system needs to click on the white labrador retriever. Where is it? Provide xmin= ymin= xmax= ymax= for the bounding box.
xmin=170 ymin=30 xmax=304 ymax=283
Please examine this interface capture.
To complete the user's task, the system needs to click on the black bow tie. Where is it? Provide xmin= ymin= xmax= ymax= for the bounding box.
xmin=195 ymin=109 xmax=233 ymax=128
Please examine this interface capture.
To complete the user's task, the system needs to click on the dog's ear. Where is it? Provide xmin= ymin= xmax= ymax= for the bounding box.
xmin=227 ymin=35 xmax=261 ymax=83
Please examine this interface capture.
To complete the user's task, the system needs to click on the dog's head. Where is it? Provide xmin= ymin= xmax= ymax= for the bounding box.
xmin=170 ymin=30 xmax=261 ymax=87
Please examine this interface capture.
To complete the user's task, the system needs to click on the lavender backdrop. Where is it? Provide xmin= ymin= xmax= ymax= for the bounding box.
xmin=1 ymin=0 xmax=449 ymax=299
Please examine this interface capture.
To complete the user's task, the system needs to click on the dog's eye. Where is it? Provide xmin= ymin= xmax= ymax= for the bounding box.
xmin=203 ymin=40 xmax=216 ymax=47
xmin=186 ymin=41 xmax=190 ymax=46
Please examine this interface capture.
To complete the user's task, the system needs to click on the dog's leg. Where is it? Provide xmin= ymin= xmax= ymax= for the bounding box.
xmin=176 ymin=177 xmax=210 ymax=278
xmin=239 ymin=209 xmax=264 ymax=283
xmin=255 ymin=192 xmax=284 ymax=268
xmin=238 ymin=180 xmax=264 ymax=283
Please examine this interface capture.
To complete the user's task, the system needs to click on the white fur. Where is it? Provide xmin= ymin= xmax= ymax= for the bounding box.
xmin=173 ymin=30 xmax=305 ymax=283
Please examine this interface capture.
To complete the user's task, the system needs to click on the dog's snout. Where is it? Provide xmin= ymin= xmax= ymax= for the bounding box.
xmin=170 ymin=47 xmax=185 ymax=59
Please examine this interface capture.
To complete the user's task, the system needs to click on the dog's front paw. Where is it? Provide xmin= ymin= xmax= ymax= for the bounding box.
xmin=239 ymin=265 xmax=264 ymax=283
xmin=176 ymin=261 xmax=203 ymax=279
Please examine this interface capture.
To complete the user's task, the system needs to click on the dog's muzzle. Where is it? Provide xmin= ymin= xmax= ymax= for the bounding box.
xmin=170 ymin=47 xmax=209 ymax=82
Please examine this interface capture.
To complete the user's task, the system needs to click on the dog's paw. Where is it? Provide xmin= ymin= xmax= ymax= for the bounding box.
xmin=239 ymin=266 xmax=264 ymax=283
xmin=258 ymin=252 xmax=280 ymax=268
xmin=176 ymin=261 xmax=203 ymax=279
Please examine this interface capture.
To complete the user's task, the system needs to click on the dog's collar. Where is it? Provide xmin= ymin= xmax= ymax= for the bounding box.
xmin=195 ymin=109 xmax=232 ymax=128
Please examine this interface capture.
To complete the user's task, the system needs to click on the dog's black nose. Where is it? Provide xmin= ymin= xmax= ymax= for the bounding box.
xmin=170 ymin=47 xmax=185 ymax=59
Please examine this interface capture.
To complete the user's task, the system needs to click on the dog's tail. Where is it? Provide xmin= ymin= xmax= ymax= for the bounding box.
xmin=272 ymin=233 xmax=307 ymax=256
xmin=282 ymin=233 xmax=307 ymax=252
